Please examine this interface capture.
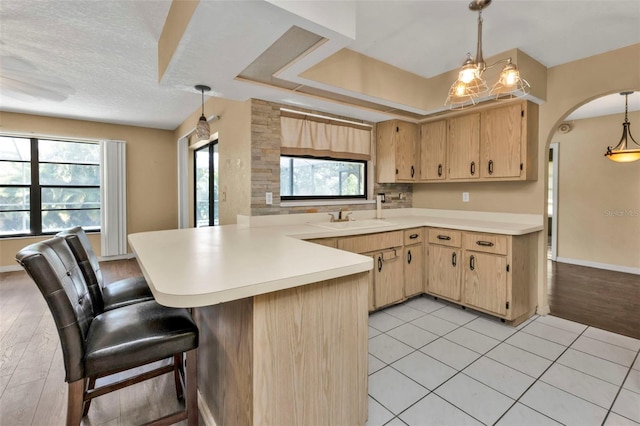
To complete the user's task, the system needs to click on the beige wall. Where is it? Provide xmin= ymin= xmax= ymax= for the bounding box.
xmin=173 ymin=96 xmax=253 ymax=226
xmin=413 ymin=181 xmax=540 ymax=213
xmin=553 ymin=111 xmax=640 ymax=269
xmin=0 ymin=112 xmax=177 ymax=267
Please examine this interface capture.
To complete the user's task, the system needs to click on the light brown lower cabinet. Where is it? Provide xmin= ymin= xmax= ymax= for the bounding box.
xmin=463 ymin=251 xmax=508 ymax=315
xmin=426 ymin=228 xmax=462 ymax=301
xmin=337 ymin=231 xmax=406 ymax=311
xmin=310 ymin=226 xmax=537 ymax=324
xmin=427 ymin=244 xmax=462 ymax=301
xmin=404 ymin=228 xmax=425 ymax=297
xmin=424 ymin=228 xmax=537 ymax=324
xmin=370 ymin=248 xmax=404 ymax=309
xmin=462 ymin=231 xmax=537 ymax=323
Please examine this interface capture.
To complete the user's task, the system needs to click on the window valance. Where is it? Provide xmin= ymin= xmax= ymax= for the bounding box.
xmin=280 ymin=112 xmax=371 ymax=161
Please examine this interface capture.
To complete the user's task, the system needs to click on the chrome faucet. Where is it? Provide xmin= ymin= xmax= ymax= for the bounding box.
xmin=328 ymin=208 xmax=352 ymax=222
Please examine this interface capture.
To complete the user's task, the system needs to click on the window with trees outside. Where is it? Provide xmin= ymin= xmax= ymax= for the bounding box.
xmin=280 ymin=156 xmax=366 ymax=200
xmin=0 ymin=136 xmax=101 ymax=237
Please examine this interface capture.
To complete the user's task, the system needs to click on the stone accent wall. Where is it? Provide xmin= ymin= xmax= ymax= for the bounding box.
xmin=250 ymin=99 xmax=412 ymax=216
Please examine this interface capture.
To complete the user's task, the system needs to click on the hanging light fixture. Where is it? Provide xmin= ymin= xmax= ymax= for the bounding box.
xmin=605 ymin=91 xmax=640 ymax=163
xmin=445 ymin=0 xmax=530 ymax=109
xmin=195 ymin=85 xmax=211 ymax=142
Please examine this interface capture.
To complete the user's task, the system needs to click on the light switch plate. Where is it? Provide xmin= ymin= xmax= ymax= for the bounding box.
xmin=462 ymin=192 xmax=470 ymax=202
xmin=266 ymin=192 xmax=273 ymax=205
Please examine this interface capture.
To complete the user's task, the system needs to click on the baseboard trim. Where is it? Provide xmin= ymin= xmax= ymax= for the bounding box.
xmin=198 ymin=390 xmax=217 ymax=426
xmin=555 ymin=257 xmax=640 ymax=275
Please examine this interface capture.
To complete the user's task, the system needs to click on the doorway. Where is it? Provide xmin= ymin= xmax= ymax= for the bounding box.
xmin=194 ymin=140 xmax=218 ymax=227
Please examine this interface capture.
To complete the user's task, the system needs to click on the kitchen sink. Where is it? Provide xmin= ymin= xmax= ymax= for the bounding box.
xmin=310 ymin=219 xmax=394 ymax=230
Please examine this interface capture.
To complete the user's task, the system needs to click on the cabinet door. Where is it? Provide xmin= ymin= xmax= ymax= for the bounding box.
xmin=481 ymin=103 xmax=523 ymax=178
xmin=396 ymin=121 xmax=418 ymax=181
xmin=463 ymin=252 xmax=508 ymax=315
xmin=376 ymin=121 xmax=397 ymax=183
xmin=366 ymin=253 xmax=376 ymax=312
xmin=427 ymin=245 xmax=461 ymax=301
xmin=448 ymin=114 xmax=480 ymax=179
xmin=374 ymin=249 xmax=404 ymax=308
xmin=404 ymin=244 xmax=424 ymax=297
xmin=420 ymin=120 xmax=447 ymax=181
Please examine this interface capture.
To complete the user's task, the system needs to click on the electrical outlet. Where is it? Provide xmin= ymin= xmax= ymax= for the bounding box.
xmin=266 ymin=192 xmax=273 ymax=205
xmin=462 ymin=192 xmax=470 ymax=202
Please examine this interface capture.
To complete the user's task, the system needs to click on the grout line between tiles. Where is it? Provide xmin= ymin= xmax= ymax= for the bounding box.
xmin=386 ymin=311 xmax=522 ymax=425
xmin=492 ymin=325 xmax=596 ymax=425
xmin=566 ymin=342 xmax=637 ymax=369
xmin=369 ymin=303 xmax=638 ymax=426
xmin=554 ymin=353 xmax=634 ymax=388
xmin=373 ymin=318 xmax=484 ymax=423
xmin=601 ymin=349 xmax=640 ymax=426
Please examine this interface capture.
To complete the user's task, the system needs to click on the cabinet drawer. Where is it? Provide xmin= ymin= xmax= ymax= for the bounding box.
xmin=404 ymin=228 xmax=424 ymax=245
xmin=428 ymin=228 xmax=461 ymax=247
xmin=463 ymin=232 xmax=508 ymax=255
xmin=338 ymin=231 xmax=403 ymax=254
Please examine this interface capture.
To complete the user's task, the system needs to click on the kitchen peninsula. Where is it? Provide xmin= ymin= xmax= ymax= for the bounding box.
xmin=128 ymin=209 xmax=542 ymax=426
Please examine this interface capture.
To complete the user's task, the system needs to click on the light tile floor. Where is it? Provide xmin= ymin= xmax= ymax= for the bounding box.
xmin=366 ymin=296 xmax=640 ymax=426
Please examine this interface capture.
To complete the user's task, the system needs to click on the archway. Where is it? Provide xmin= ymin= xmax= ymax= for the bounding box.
xmin=541 ymin=90 xmax=640 ymax=337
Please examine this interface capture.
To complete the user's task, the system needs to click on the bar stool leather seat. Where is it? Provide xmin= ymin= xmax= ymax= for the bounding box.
xmin=57 ymin=226 xmax=153 ymax=312
xmin=16 ymin=237 xmax=198 ymax=426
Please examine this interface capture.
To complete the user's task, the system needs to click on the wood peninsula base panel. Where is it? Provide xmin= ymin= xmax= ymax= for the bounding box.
xmin=194 ymin=272 xmax=369 ymax=426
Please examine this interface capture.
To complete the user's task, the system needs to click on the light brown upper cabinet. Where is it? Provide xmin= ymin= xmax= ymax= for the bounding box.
xmin=481 ymin=103 xmax=526 ymax=178
xmin=447 ymin=113 xmax=481 ymax=180
xmin=376 ymin=120 xmax=419 ymax=183
xmin=419 ymin=120 xmax=448 ymax=181
xmin=417 ymin=100 xmax=538 ymax=183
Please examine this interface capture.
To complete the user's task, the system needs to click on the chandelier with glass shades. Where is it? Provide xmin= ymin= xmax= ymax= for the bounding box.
xmin=445 ymin=0 xmax=530 ymax=109
xmin=605 ymin=91 xmax=640 ymax=163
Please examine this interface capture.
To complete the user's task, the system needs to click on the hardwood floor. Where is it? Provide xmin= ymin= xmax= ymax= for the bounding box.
xmin=0 ymin=260 xmax=198 ymax=426
xmin=548 ymin=259 xmax=640 ymax=340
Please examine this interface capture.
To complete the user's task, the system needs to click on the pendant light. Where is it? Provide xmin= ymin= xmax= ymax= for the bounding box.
xmin=445 ymin=0 xmax=530 ymax=109
xmin=605 ymin=91 xmax=640 ymax=163
xmin=195 ymin=85 xmax=211 ymax=143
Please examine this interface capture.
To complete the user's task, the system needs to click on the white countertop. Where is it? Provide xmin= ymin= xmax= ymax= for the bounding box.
xmin=128 ymin=225 xmax=373 ymax=307
xmin=129 ymin=209 xmax=543 ymax=308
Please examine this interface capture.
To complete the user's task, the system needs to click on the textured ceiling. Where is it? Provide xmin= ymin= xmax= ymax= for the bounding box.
xmin=1 ymin=0 xmax=639 ymax=130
